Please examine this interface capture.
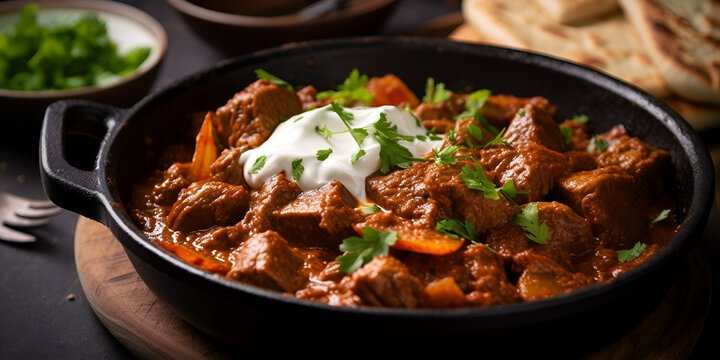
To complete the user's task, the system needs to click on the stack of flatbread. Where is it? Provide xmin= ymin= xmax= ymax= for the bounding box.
xmin=452 ymin=0 xmax=720 ymax=130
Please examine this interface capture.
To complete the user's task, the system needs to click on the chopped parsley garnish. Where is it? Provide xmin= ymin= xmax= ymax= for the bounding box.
xmin=511 ymin=202 xmax=548 ymax=245
xmin=426 ymin=127 xmax=443 ymax=141
xmin=586 ymin=136 xmax=609 ymax=153
xmin=316 ymin=68 xmax=373 ymax=105
xmin=351 ymin=149 xmax=366 ymax=164
xmin=336 ymin=227 xmax=398 ymax=274
xmin=432 ymin=145 xmax=460 ymax=166
xmin=561 ymin=125 xmax=572 ymax=147
xmin=143 ymin=208 xmax=156 ymax=215
xmin=617 ymin=242 xmax=646 ymax=262
xmin=448 ymin=129 xmax=456 ymax=142
xmin=248 ymin=155 xmax=267 ymax=175
xmin=651 ymin=209 xmax=671 ymax=224
xmin=359 ymin=204 xmax=380 ymax=215
xmin=461 ymin=164 xmax=504 ymax=200
xmin=316 ymin=148 xmax=333 ymax=161
xmin=293 ymin=116 xmax=304 ymax=123
xmin=423 ymin=77 xmax=452 ymax=104
xmin=572 ymin=114 xmax=589 ymax=124
xmin=255 ymin=69 xmax=293 ymax=91
xmin=517 ymin=108 xmax=526 ymax=117
xmin=291 ymin=158 xmax=304 ymax=181
xmin=327 ymin=102 xmax=368 ymax=147
xmin=467 ymin=122 xmax=485 ymax=143
xmin=369 ymin=113 xmax=422 ymax=173
xmin=315 ymin=124 xmax=333 ymax=139
xmin=416 ymin=134 xmax=427 ymax=141
xmin=482 ymin=127 xmax=511 ymax=148
xmin=435 ymin=218 xmax=475 ymax=242
xmin=455 ymin=89 xmax=499 ymax=135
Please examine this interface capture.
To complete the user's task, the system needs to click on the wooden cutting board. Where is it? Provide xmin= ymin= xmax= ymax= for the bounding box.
xmin=74 ymin=217 xmax=711 ymax=359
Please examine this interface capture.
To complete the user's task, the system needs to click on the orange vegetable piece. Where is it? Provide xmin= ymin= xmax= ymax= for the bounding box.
xmin=159 ymin=242 xmax=229 ymax=274
xmin=366 ymin=74 xmax=420 ymax=108
xmin=517 ymin=270 xmax=565 ymax=301
xmin=392 ymin=229 xmax=464 ymax=255
xmin=188 ymin=112 xmax=218 ymax=182
xmin=424 ymin=277 xmax=468 ymax=308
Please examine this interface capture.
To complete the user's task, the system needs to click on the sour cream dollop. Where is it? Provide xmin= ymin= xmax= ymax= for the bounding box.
xmin=239 ymin=104 xmax=442 ymax=200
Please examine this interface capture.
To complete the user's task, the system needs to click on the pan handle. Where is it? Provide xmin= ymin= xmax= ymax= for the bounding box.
xmin=40 ymin=100 xmax=122 ymax=223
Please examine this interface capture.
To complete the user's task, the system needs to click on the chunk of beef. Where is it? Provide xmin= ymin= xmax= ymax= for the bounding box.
xmin=559 ymin=119 xmax=591 ymax=151
xmin=167 ymin=181 xmax=250 ymax=232
xmin=596 ymin=126 xmax=669 ymax=194
xmin=240 ymin=173 xmax=302 ymax=234
xmin=152 ymin=163 xmax=191 ymax=206
xmin=503 ymin=103 xmax=565 ymax=152
xmin=402 ymin=251 xmax=471 ymax=291
xmin=463 ymin=244 xmax=521 ymax=306
xmin=194 ymin=224 xmax=248 ymax=252
xmin=486 ymin=202 xmax=596 ymax=272
xmin=366 ymin=158 xmax=518 ymax=235
xmin=414 ymin=91 xmax=466 ymax=131
xmin=209 ymin=147 xmax=248 ymax=187
xmin=482 ymin=95 xmax=556 ymax=129
xmin=556 ymin=166 xmax=646 ymax=249
xmin=227 ymin=231 xmax=305 ymax=292
xmin=513 ymin=251 xmax=592 ymax=302
xmin=478 ymin=143 xmax=569 ymax=203
xmin=274 ymin=180 xmax=362 ymax=247
xmin=296 ymin=85 xmax=327 ymax=111
xmin=341 ymin=256 xmax=424 ymax=308
xmin=212 ymin=79 xmax=302 ymax=149
xmin=565 ymin=150 xmax=597 ymax=173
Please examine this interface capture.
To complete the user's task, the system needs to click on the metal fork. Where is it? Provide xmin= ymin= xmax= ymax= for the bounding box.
xmin=0 ymin=191 xmax=62 ymax=243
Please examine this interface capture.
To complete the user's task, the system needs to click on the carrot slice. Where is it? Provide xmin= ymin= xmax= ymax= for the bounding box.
xmin=424 ymin=277 xmax=468 ymax=308
xmin=367 ymin=74 xmax=420 ymax=108
xmin=188 ymin=112 xmax=218 ymax=182
xmin=391 ymin=229 xmax=464 ymax=255
xmin=159 ymin=242 xmax=229 ymax=274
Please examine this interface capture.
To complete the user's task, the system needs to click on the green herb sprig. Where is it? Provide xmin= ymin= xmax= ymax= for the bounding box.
xmin=336 ymin=227 xmax=397 ymax=274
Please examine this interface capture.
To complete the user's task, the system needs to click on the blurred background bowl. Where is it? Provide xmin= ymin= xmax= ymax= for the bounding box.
xmin=0 ymin=0 xmax=167 ymax=120
xmin=164 ymin=0 xmax=397 ymax=54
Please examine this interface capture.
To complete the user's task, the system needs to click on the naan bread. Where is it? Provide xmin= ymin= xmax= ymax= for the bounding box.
xmin=620 ymin=0 xmax=720 ymax=104
xmin=462 ymin=0 xmax=670 ymax=98
xmin=536 ymin=0 xmax=619 ymax=24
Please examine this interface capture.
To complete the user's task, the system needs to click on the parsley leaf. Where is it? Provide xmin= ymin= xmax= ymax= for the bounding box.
xmin=561 ymin=125 xmax=572 ymax=147
xmin=511 ymin=203 xmax=548 ymax=244
xmin=351 ymin=149 xmax=366 ymax=165
xmin=483 ymin=127 xmax=511 ymax=148
xmin=316 ymin=68 xmax=373 ymax=105
xmin=617 ymin=242 xmax=646 ymax=262
xmin=328 ymin=102 xmax=368 ymax=146
xmin=651 ymin=209 xmax=671 ymax=224
xmin=455 ymin=89 xmax=500 ymax=136
xmin=467 ymin=122 xmax=485 ymax=143
xmin=426 ymin=127 xmax=443 ymax=141
xmin=448 ymin=129 xmax=456 ymax=142
xmin=291 ymin=158 xmax=304 ymax=181
xmin=336 ymin=227 xmax=398 ymax=274
xmin=423 ymin=77 xmax=452 ymax=104
xmin=316 ymin=148 xmax=333 ymax=161
xmin=461 ymin=165 xmax=502 ymax=200
xmin=432 ymin=145 xmax=460 ymax=166
xmin=368 ymin=113 xmax=421 ymax=173
xmin=499 ymin=180 xmax=521 ymax=199
xmin=572 ymin=114 xmax=589 ymax=124
xmin=435 ymin=218 xmax=475 ymax=241
xmin=255 ymin=69 xmax=293 ymax=91
xmin=517 ymin=108 xmax=526 ymax=117
xmin=587 ymin=136 xmax=609 ymax=153
xmin=248 ymin=155 xmax=267 ymax=175
xmin=293 ymin=115 xmax=304 ymax=123
xmin=404 ymin=103 xmax=422 ymax=127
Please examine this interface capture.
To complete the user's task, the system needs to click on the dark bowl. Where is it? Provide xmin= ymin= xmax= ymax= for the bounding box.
xmin=0 ymin=0 xmax=167 ymax=120
xmin=164 ymin=0 xmax=397 ymax=53
xmin=40 ymin=37 xmax=714 ymax=354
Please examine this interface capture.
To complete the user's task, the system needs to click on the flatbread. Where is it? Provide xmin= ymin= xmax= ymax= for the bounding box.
xmin=462 ymin=0 xmax=670 ymax=98
xmin=619 ymin=0 xmax=720 ymax=104
xmin=535 ymin=0 xmax=619 ymax=24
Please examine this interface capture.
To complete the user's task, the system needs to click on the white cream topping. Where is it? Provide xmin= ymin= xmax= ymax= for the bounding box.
xmin=239 ymin=104 xmax=442 ymax=200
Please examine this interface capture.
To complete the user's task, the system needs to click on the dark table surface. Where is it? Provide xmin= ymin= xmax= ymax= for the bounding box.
xmin=1 ymin=0 xmax=718 ymax=358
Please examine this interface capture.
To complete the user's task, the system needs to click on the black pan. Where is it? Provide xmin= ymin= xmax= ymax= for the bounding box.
xmin=40 ymin=37 xmax=714 ymax=354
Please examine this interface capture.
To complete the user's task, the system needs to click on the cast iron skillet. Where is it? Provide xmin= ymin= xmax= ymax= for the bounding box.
xmin=40 ymin=37 xmax=713 ymax=353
